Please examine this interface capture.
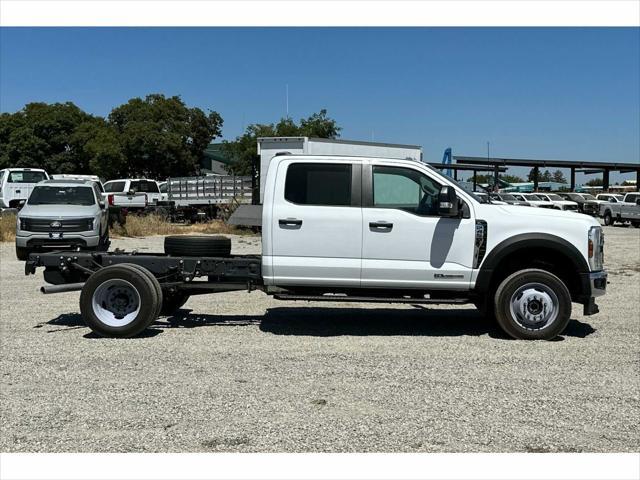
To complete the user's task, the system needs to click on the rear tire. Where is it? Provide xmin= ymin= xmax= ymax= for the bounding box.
xmin=79 ymin=264 xmax=160 ymax=338
xmin=164 ymin=235 xmax=231 ymax=257
xmin=160 ymin=292 xmax=190 ymax=316
xmin=494 ymin=268 xmax=571 ymax=340
xmin=122 ymin=263 xmax=163 ymax=320
xmin=15 ymin=246 xmax=29 ymax=261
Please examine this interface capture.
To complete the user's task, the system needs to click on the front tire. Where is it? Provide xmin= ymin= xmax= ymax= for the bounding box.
xmin=603 ymin=212 xmax=613 ymax=226
xmin=494 ymin=269 xmax=571 ymax=340
xmin=79 ymin=264 xmax=160 ymax=338
xmin=15 ymin=246 xmax=29 ymax=261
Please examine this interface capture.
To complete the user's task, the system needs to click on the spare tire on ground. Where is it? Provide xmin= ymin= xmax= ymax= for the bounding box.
xmin=164 ymin=235 xmax=231 ymax=257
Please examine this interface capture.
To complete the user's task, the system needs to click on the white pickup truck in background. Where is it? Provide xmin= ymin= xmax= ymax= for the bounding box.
xmin=103 ymin=178 xmax=162 ymax=209
xmin=599 ymin=192 xmax=640 ymax=227
xmin=0 ymin=168 xmax=49 ymax=209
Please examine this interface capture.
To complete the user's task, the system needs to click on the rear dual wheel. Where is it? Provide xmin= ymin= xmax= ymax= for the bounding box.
xmin=80 ymin=264 xmax=162 ymax=338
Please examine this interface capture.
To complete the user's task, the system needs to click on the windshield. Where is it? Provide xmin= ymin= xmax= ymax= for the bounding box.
xmin=527 ymin=194 xmax=542 ymax=201
xmin=547 ymin=194 xmax=563 ymax=201
xmin=28 ymin=186 xmax=96 ymax=206
xmin=8 ymin=171 xmax=47 ymax=183
xmin=580 ymin=193 xmax=596 ymax=200
xmin=500 ymin=194 xmax=517 ymax=201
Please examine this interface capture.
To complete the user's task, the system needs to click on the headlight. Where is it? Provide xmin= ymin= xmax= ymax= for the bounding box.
xmin=588 ymin=226 xmax=604 ymax=271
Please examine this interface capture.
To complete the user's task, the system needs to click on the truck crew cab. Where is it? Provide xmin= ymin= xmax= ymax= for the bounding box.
xmin=25 ymin=155 xmax=607 ymax=341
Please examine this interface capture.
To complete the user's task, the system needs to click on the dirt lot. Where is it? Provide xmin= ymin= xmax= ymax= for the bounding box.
xmin=1 ymin=226 xmax=639 ymax=452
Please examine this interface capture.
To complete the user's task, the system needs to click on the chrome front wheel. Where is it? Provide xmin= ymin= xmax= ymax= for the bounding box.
xmin=509 ymin=283 xmax=559 ymax=331
xmin=494 ymin=269 xmax=571 ymax=340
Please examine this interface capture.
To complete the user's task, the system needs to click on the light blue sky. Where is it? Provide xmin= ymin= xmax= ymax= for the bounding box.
xmin=1 ymin=27 xmax=638 ymax=183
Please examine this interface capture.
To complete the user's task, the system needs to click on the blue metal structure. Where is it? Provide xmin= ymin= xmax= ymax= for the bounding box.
xmin=442 ymin=148 xmax=452 ymax=178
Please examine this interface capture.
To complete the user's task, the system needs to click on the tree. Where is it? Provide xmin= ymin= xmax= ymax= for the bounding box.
xmin=223 ymin=109 xmax=341 ymax=176
xmin=0 ymin=102 xmax=96 ymax=173
xmin=501 ymin=174 xmax=524 ymax=184
xmin=463 ymin=174 xmax=523 ymax=184
xmin=108 ymin=94 xmax=223 ymax=178
xmin=552 ymin=169 xmax=567 ymax=183
xmin=585 ymin=178 xmax=604 ymax=187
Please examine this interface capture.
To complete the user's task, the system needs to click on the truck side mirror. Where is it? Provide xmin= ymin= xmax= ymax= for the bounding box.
xmin=98 ymin=201 xmax=106 ymax=210
xmin=128 ymin=189 xmax=135 ymax=196
xmin=437 ymin=186 xmax=459 ymax=217
xmin=18 ymin=199 xmax=26 ymax=208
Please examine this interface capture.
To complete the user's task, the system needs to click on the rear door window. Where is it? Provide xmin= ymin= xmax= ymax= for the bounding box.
xmin=104 ymin=181 xmax=126 ymax=193
xmin=285 ymin=163 xmax=352 ymax=206
xmin=7 ymin=171 xmax=47 ymax=183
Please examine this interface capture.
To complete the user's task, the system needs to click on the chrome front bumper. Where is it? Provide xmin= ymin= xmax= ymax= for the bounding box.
xmin=590 ymin=270 xmax=608 ymax=297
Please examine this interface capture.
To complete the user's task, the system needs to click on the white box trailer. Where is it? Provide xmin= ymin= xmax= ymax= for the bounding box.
xmin=257 ymin=137 xmax=423 ymax=203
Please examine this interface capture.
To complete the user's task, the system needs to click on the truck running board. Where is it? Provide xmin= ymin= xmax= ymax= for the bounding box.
xmin=273 ymin=294 xmax=470 ymax=305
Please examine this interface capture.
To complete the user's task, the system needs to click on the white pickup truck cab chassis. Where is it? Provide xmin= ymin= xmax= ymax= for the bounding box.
xmin=25 ymin=155 xmax=607 ymax=341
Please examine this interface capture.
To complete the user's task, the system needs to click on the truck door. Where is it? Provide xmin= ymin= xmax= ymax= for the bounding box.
xmin=361 ymin=161 xmax=475 ymax=290
xmin=269 ymin=160 xmax=362 ymax=287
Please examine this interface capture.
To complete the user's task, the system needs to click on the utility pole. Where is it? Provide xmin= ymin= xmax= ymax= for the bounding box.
xmin=285 ymin=84 xmax=289 ymax=119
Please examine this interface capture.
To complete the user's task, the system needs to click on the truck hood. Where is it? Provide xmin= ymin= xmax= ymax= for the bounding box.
xmin=19 ymin=204 xmax=99 ymax=218
xmin=477 ymin=203 xmax=597 ymax=224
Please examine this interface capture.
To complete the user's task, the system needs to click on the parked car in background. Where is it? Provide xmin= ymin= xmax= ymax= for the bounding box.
xmin=51 ymin=174 xmax=104 ymax=192
xmin=599 ymin=192 xmax=640 ymax=227
xmin=15 ymin=179 xmax=109 ymax=260
xmin=0 ymin=168 xmax=49 ymax=209
xmin=103 ymin=178 xmax=161 ymax=209
xmin=556 ymin=192 xmax=599 ymax=215
xmin=475 ymin=192 xmax=507 ymax=204
xmin=535 ymin=193 xmax=579 ymax=211
xmin=596 ymin=193 xmax=625 ymax=203
xmin=490 ymin=193 xmax=530 ymax=206
xmin=519 ymin=193 xmax=557 ymax=209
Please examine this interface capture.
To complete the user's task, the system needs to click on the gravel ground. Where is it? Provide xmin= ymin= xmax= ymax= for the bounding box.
xmin=1 ymin=226 xmax=639 ymax=453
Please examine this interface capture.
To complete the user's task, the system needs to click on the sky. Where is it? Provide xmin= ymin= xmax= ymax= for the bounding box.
xmin=1 ymin=27 xmax=639 ymax=184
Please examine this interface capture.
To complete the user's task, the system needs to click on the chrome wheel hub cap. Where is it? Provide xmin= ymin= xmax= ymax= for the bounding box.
xmin=509 ymin=282 xmax=559 ymax=331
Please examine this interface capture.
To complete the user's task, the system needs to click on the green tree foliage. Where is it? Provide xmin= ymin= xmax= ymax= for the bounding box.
xmin=0 ymin=94 xmax=223 ymax=180
xmin=585 ymin=177 xmax=604 ymax=187
xmin=223 ymin=109 xmax=341 ymax=175
xmin=465 ymin=174 xmax=524 ymax=184
xmin=0 ymin=102 xmax=95 ymax=172
xmin=552 ymin=169 xmax=567 ymax=183
xmin=526 ymin=167 xmax=553 ymax=182
xmin=108 ymin=94 xmax=223 ymax=178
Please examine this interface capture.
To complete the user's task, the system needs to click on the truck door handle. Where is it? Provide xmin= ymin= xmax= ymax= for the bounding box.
xmin=369 ymin=221 xmax=393 ymax=231
xmin=279 ymin=218 xmax=303 ymax=227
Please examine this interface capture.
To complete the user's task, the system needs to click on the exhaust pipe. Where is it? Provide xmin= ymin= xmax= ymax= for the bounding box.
xmin=40 ymin=283 xmax=85 ymax=294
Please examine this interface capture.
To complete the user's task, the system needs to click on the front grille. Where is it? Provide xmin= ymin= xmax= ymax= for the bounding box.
xmin=21 ymin=217 xmax=93 ymax=232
